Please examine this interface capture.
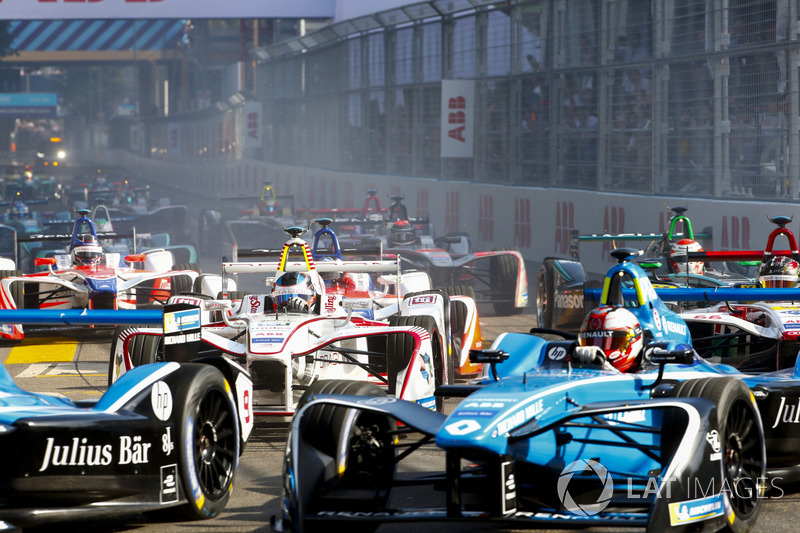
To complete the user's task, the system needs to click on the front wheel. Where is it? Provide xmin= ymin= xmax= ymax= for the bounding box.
xmin=173 ymin=364 xmax=239 ymax=520
xmin=490 ymin=249 xmax=524 ymax=315
xmin=297 ymin=379 xmax=396 ymax=532
xmin=536 ymin=260 xmax=555 ymax=329
xmin=670 ymin=378 xmax=765 ymax=533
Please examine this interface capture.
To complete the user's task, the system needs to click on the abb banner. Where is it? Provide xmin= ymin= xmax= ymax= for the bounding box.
xmin=242 ymin=101 xmax=262 ymax=149
xmin=440 ymin=80 xmax=474 ymax=158
xmin=2 ymin=0 xmax=335 ymax=20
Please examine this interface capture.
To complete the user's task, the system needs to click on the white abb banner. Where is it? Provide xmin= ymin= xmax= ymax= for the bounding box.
xmin=3 ymin=0 xmax=334 ymax=20
xmin=440 ymin=79 xmax=474 ymax=158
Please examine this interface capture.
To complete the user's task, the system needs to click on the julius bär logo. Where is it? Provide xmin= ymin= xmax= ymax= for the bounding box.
xmin=558 ymin=459 xmax=613 ymax=516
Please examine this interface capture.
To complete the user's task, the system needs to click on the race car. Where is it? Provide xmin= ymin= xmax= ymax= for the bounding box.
xmin=198 ymin=180 xmax=297 ymax=257
xmin=308 ymin=192 xmax=528 ymax=315
xmin=276 ymin=250 xmax=787 ymax=532
xmin=0 ymin=343 xmax=249 ymax=527
xmin=0 ymin=209 xmax=233 ymax=340
xmin=537 ymin=211 xmax=800 ymax=330
xmin=109 ymin=223 xmax=483 ymax=416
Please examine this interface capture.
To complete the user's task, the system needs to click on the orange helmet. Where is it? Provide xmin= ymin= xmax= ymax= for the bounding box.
xmin=579 ymin=306 xmax=644 ymax=372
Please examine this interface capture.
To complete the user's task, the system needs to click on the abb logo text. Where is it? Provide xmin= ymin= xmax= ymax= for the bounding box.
xmin=447 ymin=97 xmax=466 ymax=142
xmin=514 ymin=198 xmax=531 ymax=248
xmin=721 ymin=216 xmax=750 ymax=249
xmin=478 ymin=195 xmax=493 ymax=241
xmin=601 ymin=207 xmax=625 ymax=262
xmin=554 ymin=201 xmax=574 ymax=254
xmin=445 ymin=191 xmax=459 ymax=234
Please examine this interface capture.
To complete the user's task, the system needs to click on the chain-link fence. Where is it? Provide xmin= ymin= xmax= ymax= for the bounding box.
xmin=144 ymin=0 xmax=799 ymax=202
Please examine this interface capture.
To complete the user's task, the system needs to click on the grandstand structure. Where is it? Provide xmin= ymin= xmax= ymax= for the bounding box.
xmin=144 ymin=0 xmax=798 ymax=202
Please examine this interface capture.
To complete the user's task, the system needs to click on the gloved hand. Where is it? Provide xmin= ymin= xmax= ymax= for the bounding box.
xmin=286 ymin=296 xmax=309 ymax=312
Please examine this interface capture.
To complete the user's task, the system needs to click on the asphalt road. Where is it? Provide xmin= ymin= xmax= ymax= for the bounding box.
xmin=6 ymin=165 xmax=799 ymax=532
xmin=4 ymin=312 xmax=800 ymax=533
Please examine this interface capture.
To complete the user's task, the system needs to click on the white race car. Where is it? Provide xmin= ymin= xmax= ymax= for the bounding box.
xmin=110 ymin=225 xmax=483 ymax=415
xmin=0 ymin=209 xmax=233 ymax=340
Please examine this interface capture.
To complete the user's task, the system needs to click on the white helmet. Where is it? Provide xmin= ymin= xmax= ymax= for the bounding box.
xmin=669 ymin=239 xmax=704 ymax=275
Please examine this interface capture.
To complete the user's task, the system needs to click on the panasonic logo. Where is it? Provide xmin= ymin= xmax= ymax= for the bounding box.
xmin=555 ymin=293 xmax=583 ymax=309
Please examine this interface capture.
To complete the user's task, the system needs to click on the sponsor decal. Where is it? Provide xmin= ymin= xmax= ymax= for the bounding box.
xmin=410 ymin=295 xmax=437 ymax=305
xmin=667 ymin=494 xmax=724 ymax=526
xmin=248 ymin=294 xmax=261 ymax=313
xmin=163 ymin=308 xmax=201 ymax=334
xmin=151 ymin=381 xmax=173 ymax=421
xmin=771 ymin=396 xmax=800 ymax=429
xmin=39 ymin=435 xmax=152 ymax=472
xmin=445 ymin=419 xmax=481 ymax=435
xmin=163 ymin=332 xmax=201 ymax=345
xmin=554 ymin=293 xmax=582 ymax=309
xmin=706 ymin=430 xmax=721 ymax=461
xmin=496 ymin=399 xmax=544 ymax=434
xmin=652 ymin=309 xmax=662 ymax=331
xmin=162 ymin=427 xmax=175 ymax=456
xmin=418 ymin=396 xmax=436 ymax=410
xmin=342 ymin=298 xmax=371 ymax=309
xmin=604 ymin=410 xmax=646 ymax=424
xmin=161 ymin=464 xmax=179 ymax=504
xmin=547 ymin=346 xmax=568 ymax=361
xmin=661 ymin=318 xmax=687 ymax=336
xmin=356 ymin=397 xmax=397 ymax=406
xmin=252 ymin=337 xmax=285 ymax=344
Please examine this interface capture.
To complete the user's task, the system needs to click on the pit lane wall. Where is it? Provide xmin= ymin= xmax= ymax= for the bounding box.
xmin=109 ymin=150 xmax=796 ymax=278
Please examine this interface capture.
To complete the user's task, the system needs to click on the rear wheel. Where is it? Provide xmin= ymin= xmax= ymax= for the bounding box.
xmin=172 ymin=364 xmax=239 ymax=519
xmin=388 ymin=314 xmax=444 ymax=410
xmin=171 ymin=263 xmax=202 ymax=296
xmin=0 ymin=270 xmax=23 ymax=309
xmin=490 ymin=249 xmax=523 ymax=315
xmin=669 ymin=378 xmax=764 ymax=532
xmin=107 ymin=326 xmax=163 ymax=386
xmin=297 ymin=379 xmax=395 ymax=532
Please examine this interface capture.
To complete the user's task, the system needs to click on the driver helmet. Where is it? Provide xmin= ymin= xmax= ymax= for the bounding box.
xmin=578 ymin=306 xmax=644 ymax=372
xmin=71 ymin=235 xmax=104 ymax=266
xmin=272 ymin=271 xmax=318 ymax=311
xmin=757 ymin=256 xmax=800 ymax=288
xmin=389 ymin=220 xmax=417 ymax=246
xmin=669 ymin=239 xmax=704 ymax=275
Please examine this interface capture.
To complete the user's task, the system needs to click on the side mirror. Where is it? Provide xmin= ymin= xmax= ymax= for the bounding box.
xmin=34 ymin=257 xmax=56 ymax=266
xmin=469 ymin=349 xmax=508 ymax=381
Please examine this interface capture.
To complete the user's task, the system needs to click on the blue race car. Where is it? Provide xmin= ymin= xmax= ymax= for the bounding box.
xmin=273 ymin=248 xmax=800 ymax=533
xmin=0 ymin=357 xmax=244 ymax=528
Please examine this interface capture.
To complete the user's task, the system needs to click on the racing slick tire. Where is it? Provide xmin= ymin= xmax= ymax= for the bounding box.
xmin=0 ymin=270 xmax=23 ymax=309
xmin=410 ymin=285 xmax=473 ymax=382
xmin=296 ymin=379 xmax=396 ymax=532
xmin=536 ymin=260 xmax=555 ymax=329
xmin=490 ymin=248 xmax=524 ymax=316
xmin=107 ymin=326 xmax=163 ymax=386
xmin=388 ymin=314 xmax=445 ymax=410
xmin=171 ymin=363 xmax=239 ymax=520
xmin=667 ymin=377 xmax=765 ymax=533
xmin=171 ymin=263 xmax=202 ymax=296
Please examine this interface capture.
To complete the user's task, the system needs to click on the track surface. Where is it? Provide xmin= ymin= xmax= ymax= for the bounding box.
xmin=3 ymin=312 xmax=799 ymax=533
xmin=4 ymin=166 xmax=797 ymax=531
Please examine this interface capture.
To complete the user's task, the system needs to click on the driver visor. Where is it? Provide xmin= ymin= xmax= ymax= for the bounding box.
xmin=578 ymin=330 xmax=631 ymax=352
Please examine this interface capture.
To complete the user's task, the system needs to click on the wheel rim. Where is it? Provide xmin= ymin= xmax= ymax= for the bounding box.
xmin=536 ymin=272 xmax=548 ymax=325
xmin=723 ymin=398 xmax=762 ymax=518
xmin=193 ymin=389 xmax=237 ymax=499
